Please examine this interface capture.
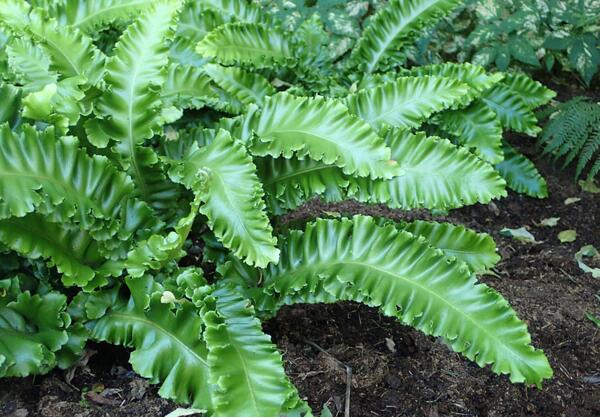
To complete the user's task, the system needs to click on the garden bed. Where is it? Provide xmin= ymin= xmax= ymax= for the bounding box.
xmin=1 ymin=78 xmax=599 ymax=417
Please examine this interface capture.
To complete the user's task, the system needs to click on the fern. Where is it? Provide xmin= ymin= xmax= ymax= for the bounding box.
xmin=539 ymin=97 xmax=600 ymax=181
xmin=0 ymin=0 xmax=555 ymax=415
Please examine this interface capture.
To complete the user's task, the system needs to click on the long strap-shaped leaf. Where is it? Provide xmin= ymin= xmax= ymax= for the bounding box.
xmin=6 ymin=37 xmax=58 ymax=93
xmin=481 ymin=84 xmax=540 ymax=136
xmin=345 ymin=76 xmax=468 ymax=130
xmin=225 ymin=216 xmax=553 ymax=387
xmin=401 ymin=220 xmax=500 ymax=273
xmin=0 ymin=215 xmax=121 ymax=288
xmin=91 ymin=288 xmax=214 ymax=408
xmin=495 ymin=141 xmax=548 ymax=198
xmin=50 ymin=0 xmax=155 ymax=33
xmin=402 ymin=63 xmax=504 ymax=107
xmin=96 ymin=0 xmax=181 ymax=198
xmin=251 ymin=93 xmax=399 ymax=179
xmin=196 ymin=22 xmax=291 ymax=68
xmin=203 ymin=63 xmax=275 ymax=108
xmin=202 ymin=285 xmax=293 ymax=417
xmin=435 ymin=100 xmax=504 ymax=164
xmin=349 ymin=0 xmax=461 ymax=72
xmin=500 ymin=73 xmax=555 ymax=110
xmin=348 ymin=130 xmax=507 ymax=209
xmin=0 ymin=124 xmax=146 ymax=236
xmin=170 ymin=130 xmax=279 ymax=268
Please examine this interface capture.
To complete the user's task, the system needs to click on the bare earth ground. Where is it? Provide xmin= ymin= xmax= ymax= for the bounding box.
xmin=1 ymin=80 xmax=599 ymax=417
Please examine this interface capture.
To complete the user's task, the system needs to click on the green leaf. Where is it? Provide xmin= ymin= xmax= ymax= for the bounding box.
xmin=568 ymin=35 xmax=600 ymax=86
xmin=587 ymin=312 xmax=600 ymax=327
xmin=435 ymin=100 xmax=504 ymax=164
xmin=250 ymin=93 xmax=399 ymax=180
xmin=500 ymin=227 xmax=537 ymax=243
xmin=495 ymin=142 xmax=548 ymax=198
xmin=348 ymin=130 xmax=507 ymax=210
xmin=196 ymin=0 xmax=268 ymax=24
xmin=345 ymin=76 xmax=468 ymax=130
xmin=402 ymin=220 xmax=500 ymax=273
xmin=170 ymin=130 xmax=279 ymax=268
xmin=0 ymin=124 xmax=150 ymax=240
xmin=575 ymin=245 xmax=600 ymax=278
xmin=201 ymin=285 xmax=293 ymax=417
xmin=0 ymin=288 xmax=69 ymax=377
xmin=0 ymin=215 xmax=121 ymax=288
xmin=91 ymin=285 xmax=214 ymax=409
xmin=540 ymin=217 xmax=560 ymax=227
xmin=51 ymin=0 xmax=155 ymax=33
xmin=95 ymin=0 xmax=182 ymax=198
xmin=481 ymin=85 xmax=541 ymax=136
xmin=203 ymin=63 xmax=275 ymax=108
xmin=6 ymin=37 xmax=57 ymax=93
xmin=0 ymin=84 xmax=21 ymax=127
xmin=349 ymin=0 xmax=461 ymax=72
xmin=196 ymin=23 xmax=292 ymax=68
xmin=500 ymin=73 xmax=556 ymax=110
xmin=402 ymin=63 xmax=504 ymax=107
xmin=162 ymin=63 xmax=217 ymax=110
xmin=508 ymin=35 xmax=540 ymax=67
xmin=557 ymin=230 xmax=577 ymax=243
xmin=227 ymin=216 xmax=553 ymax=387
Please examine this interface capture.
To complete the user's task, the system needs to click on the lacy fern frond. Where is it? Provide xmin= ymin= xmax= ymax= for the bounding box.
xmin=539 ymin=97 xmax=600 ymax=181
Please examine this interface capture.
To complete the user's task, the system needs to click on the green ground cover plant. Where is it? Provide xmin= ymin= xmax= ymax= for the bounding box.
xmin=0 ymin=0 xmax=555 ymax=415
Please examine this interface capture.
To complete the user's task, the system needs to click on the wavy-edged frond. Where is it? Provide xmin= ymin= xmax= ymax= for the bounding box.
xmin=0 ymin=124 xmax=150 ymax=240
xmin=257 ymin=157 xmax=348 ymax=214
xmin=5 ymin=37 xmax=57 ymax=93
xmin=197 ymin=0 xmax=268 ymax=24
xmin=348 ymin=130 xmax=507 ymax=210
xmin=170 ymin=130 xmax=279 ymax=268
xmin=345 ymin=76 xmax=468 ymax=130
xmin=495 ymin=142 xmax=548 ymax=198
xmin=402 ymin=63 xmax=504 ymax=107
xmin=51 ymin=0 xmax=154 ymax=33
xmin=0 ymin=0 xmax=30 ymax=33
xmin=349 ymin=0 xmax=461 ymax=72
xmin=26 ymin=10 xmax=105 ymax=86
xmin=0 ymin=84 xmax=21 ymax=127
xmin=500 ymin=73 xmax=556 ymax=110
xmin=170 ymin=6 xmax=225 ymax=66
xmin=0 ymin=285 xmax=69 ymax=377
xmin=223 ymin=216 xmax=553 ymax=387
xmin=401 ymin=220 xmax=500 ymax=273
xmin=91 ymin=284 xmax=214 ymax=409
xmin=250 ymin=93 xmax=399 ymax=180
xmin=95 ymin=0 xmax=181 ymax=198
xmin=201 ymin=285 xmax=293 ymax=417
xmin=435 ymin=100 xmax=504 ymax=164
xmin=196 ymin=22 xmax=292 ymax=68
xmin=0 ymin=215 xmax=122 ymax=288
xmin=203 ymin=63 xmax=275 ymax=108
xmin=162 ymin=63 xmax=216 ymax=110
xmin=482 ymin=85 xmax=540 ymax=136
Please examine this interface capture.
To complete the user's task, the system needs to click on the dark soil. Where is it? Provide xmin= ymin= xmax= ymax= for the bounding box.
xmin=1 ymin=84 xmax=599 ymax=417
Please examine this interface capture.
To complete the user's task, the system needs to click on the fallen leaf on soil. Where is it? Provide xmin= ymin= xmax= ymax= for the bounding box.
xmin=500 ymin=227 xmax=537 ymax=243
xmin=540 ymin=217 xmax=560 ymax=227
xmin=385 ymin=337 xmax=396 ymax=353
xmin=583 ymin=375 xmax=600 ymax=384
xmin=586 ymin=312 xmax=600 ymax=328
xmin=579 ymin=179 xmax=600 ymax=194
xmin=558 ymin=230 xmax=577 ymax=243
xmin=85 ymin=391 xmax=119 ymax=406
xmin=320 ymin=405 xmax=334 ymax=417
xmin=564 ymin=197 xmax=582 ymax=205
xmin=164 ymin=408 xmax=207 ymax=417
xmin=575 ymin=245 xmax=600 ymax=278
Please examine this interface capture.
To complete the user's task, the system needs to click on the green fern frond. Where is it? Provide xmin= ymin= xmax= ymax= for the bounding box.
xmin=348 ymin=130 xmax=507 ymax=209
xmin=196 ymin=23 xmax=292 ymax=68
xmin=500 ymin=73 xmax=556 ymax=110
xmin=170 ymin=130 xmax=280 ymax=268
xmin=250 ymin=93 xmax=400 ymax=180
xmin=495 ymin=142 xmax=548 ymax=198
xmin=349 ymin=0 xmax=461 ymax=72
xmin=197 ymin=0 xmax=268 ymax=24
xmin=435 ymin=100 xmax=504 ymax=164
xmin=222 ymin=216 xmax=553 ymax=387
xmin=482 ymin=84 xmax=540 ymax=136
xmin=203 ymin=63 xmax=275 ymax=108
xmin=345 ymin=76 xmax=469 ymax=130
